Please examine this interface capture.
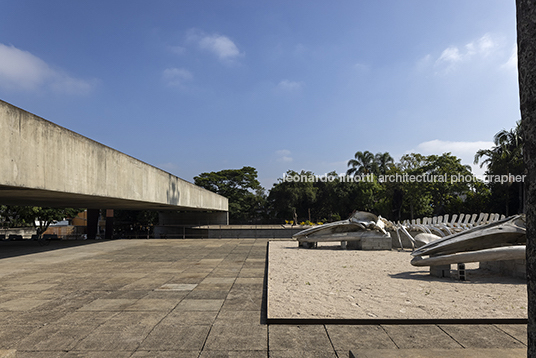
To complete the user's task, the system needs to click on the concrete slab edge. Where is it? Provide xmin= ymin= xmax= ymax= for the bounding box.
xmin=266 ymin=317 xmax=528 ymax=325
xmin=349 ymin=348 xmax=527 ymax=358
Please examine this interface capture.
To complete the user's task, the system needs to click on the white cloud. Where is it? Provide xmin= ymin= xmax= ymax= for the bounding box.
xmin=473 ymin=33 xmax=496 ymax=56
xmin=502 ymin=45 xmax=518 ymax=70
xmin=0 ymin=43 xmax=96 ymax=94
xmin=276 ymin=149 xmax=293 ymax=163
xmin=199 ymin=34 xmax=242 ymax=59
xmin=412 ymin=139 xmax=494 ymax=176
xmin=277 ymin=79 xmax=303 ymax=91
xmin=416 ymin=139 xmax=493 ymax=155
xmin=433 ymin=33 xmax=501 ymax=74
xmin=437 ymin=47 xmax=463 ymax=65
xmin=187 ymin=30 xmax=243 ymax=62
xmin=162 ymin=67 xmax=193 ymax=86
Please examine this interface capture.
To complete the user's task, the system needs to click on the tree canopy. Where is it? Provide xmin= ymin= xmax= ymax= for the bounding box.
xmin=474 ymin=121 xmax=524 ymax=215
xmin=194 ymin=166 xmax=265 ymax=223
xmin=0 ymin=206 xmax=81 ymax=238
xmin=192 ymin=122 xmax=523 ymax=225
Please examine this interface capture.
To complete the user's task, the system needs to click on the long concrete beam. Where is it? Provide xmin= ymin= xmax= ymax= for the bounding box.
xmin=0 ymin=100 xmax=228 ymax=211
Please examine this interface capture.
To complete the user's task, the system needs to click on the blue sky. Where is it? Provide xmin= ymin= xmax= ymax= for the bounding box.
xmin=0 ymin=1 xmax=520 ymax=190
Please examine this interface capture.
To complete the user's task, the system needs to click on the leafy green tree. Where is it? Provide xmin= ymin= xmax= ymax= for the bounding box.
xmin=267 ymin=170 xmax=317 ymax=222
xmin=388 ymin=153 xmax=478 ymax=220
xmin=396 ymin=153 xmax=434 ymax=219
xmin=194 ymin=166 xmax=265 ymax=223
xmin=268 ymin=170 xmax=382 ymax=223
xmin=0 ymin=206 xmax=80 ymax=239
xmin=426 ymin=153 xmax=474 ymax=215
xmin=0 ymin=205 xmax=28 ymax=228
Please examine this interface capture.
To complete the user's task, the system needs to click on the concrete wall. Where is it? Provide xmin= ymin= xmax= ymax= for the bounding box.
xmin=203 ymin=227 xmax=304 ymax=239
xmin=158 ymin=211 xmax=229 ymax=226
xmin=153 ymin=225 xmax=304 ymax=239
xmin=0 ymin=100 xmax=228 ymax=211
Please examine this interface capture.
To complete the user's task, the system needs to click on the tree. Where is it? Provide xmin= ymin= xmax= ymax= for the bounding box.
xmin=516 ymin=0 xmax=536 ymax=353
xmin=374 ymin=152 xmax=395 ymax=176
xmin=194 ymin=166 xmax=265 ymax=224
xmin=267 ymin=170 xmax=317 ymax=222
xmin=347 ymin=151 xmax=394 ymax=178
xmin=0 ymin=205 xmax=27 ymax=228
xmin=0 ymin=206 xmax=80 ymax=239
xmin=347 ymin=151 xmax=375 ymax=176
xmin=426 ymin=153 xmax=474 ymax=215
xmin=474 ymin=121 xmax=524 ymax=215
xmin=391 ymin=153 xmax=478 ymax=220
xmin=395 ymin=153 xmax=434 ymax=219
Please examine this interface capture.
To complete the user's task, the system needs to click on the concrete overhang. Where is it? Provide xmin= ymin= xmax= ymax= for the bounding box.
xmin=0 ymin=100 xmax=228 ymax=212
xmin=0 ymin=184 xmax=215 ymax=210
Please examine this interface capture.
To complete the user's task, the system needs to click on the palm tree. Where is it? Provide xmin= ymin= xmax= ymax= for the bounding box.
xmin=475 ymin=121 xmax=522 ymax=169
xmin=474 ymin=121 xmax=523 ymax=215
xmin=347 ymin=151 xmax=375 ymax=176
xmin=374 ymin=152 xmax=394 ymax=175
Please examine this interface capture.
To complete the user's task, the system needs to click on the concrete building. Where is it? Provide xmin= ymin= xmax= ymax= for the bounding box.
xmin=0 ymin=99 xmax=228 ymax=238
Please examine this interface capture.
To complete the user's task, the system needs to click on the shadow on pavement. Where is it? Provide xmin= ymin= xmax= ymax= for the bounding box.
xmin=0 ymin=239 xmax=111 ymax=260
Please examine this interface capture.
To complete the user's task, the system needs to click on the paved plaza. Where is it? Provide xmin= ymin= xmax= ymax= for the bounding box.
xmin=0 ymin=239 xmax=528 ymax=357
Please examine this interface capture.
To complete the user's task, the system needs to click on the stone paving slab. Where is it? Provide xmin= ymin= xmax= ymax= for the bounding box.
xmin=0 ymin=239 xmax=528 ymax=357
xmin=175 ymin=299 xmax=224 ymax=311
xmin=325 ymin=325 xmax=397 ymax=351
xmin=438 ymin=324 xmax=526 ymax=349
xmin=138 ymin=325 xmax=211 ymax=351
xmin=0 ymin=299 xmax=50 ymax=311
xmin=203 ymin=323 xmax=267 ymax=351
xmin=268 ymin=325 xmax=333 ymax=351
xmin=381 ymin=325 xmax=462 ymax=349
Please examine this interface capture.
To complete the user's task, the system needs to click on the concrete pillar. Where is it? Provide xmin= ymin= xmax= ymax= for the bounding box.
xmin=430 ymin=264 xmax=451 ymax=278
xmin=105 ymin=209 xmax=114 ymax=240
xmin=87 ymin=209 xmax=99 ymax=240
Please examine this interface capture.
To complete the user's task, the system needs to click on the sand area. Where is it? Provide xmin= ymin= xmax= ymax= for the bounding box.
xmin=267 ymin=241 xmax=527 ymax=320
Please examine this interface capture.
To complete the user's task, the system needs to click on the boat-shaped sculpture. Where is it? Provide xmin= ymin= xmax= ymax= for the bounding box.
xmin=411 ymin=245 xmax=526 ymax=266
xmin=410 ymin=214 xmax=526 ymax=266
xmin=292 ymin=211 xmax=391 ymax=248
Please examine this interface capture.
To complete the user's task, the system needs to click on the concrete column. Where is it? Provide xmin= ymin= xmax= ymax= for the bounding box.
xmin=105 ymin=209 xmax=114 ymax=240
xmin=87 ymin=209 xmax=99 ymax=240
xmin=430 ymin=264 xmax=451 ymax=278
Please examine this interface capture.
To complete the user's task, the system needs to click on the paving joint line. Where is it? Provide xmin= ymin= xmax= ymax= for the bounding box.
xmin=436 ymin=324 xmax=465 ymax=348
xmin=492 ymin=323 xmax=528 ymax=347
xmin=380 ymin=324 xmax=400 ymax=349
xmin=323 ymin=324 xmax=340 ymax=358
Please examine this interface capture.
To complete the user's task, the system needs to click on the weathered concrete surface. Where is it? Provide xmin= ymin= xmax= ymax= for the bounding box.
xmin=0 ymin=99 xmax=228 ymax=211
